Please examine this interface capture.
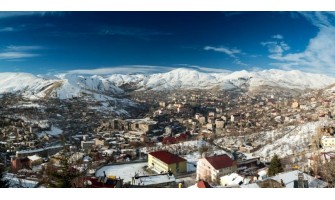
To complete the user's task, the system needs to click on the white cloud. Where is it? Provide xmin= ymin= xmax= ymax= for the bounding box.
xmin=67 ymin=65 xmax=232 ymax=75
xmin=272 ymin=34 xmax=283 ymax=39
xmin=270 ymin=27 xmax=335 ymax=74
xmin=0 ymin=52 xmax=38 ymax=60
xmin=175 ymin=64 xmax=231 ymax=73
xmin=204 ymin=45 xmax=248 ymax=67
xmin=67 ymin=65 xmax=176 ymax=75
xmin=233 ymin=59 xmax=248 ymax=67
xmin=266 ymin=12 xmax=335 ymax=76
xmin=249 ymin=66 xmax=263 ymax=72
xmin=261 ymin=41 xmax=290 ymax=54
xmin=204 ymin=46 xmax=241 ymax=58
xmin=299 ymin=12 xmax=335 ymax=28
xmin=0 ymin=27 xmax=14 ymax=32
xmin=6 ymin=45 xmax=44 ymax=51
xmin=0 ymin=45 xmax=42 ymax=61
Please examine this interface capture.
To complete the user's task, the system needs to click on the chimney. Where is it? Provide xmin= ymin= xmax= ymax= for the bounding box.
xmin=280 ymin=179 xmax=285 ymax=187
xmin=201 ymin=152 xmax=207 ymax=158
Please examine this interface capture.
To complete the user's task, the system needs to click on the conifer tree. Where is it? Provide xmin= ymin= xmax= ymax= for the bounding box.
xmin=43 ymin=147 xmax=84 ymax=188
xmin=0 ymin=167 xmax=10 ymax=188
xmin=268 ymin=154 xmax=283 ymax=176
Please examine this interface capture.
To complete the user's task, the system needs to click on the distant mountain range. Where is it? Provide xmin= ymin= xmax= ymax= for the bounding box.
xmin=1 ymin=68 xmax=335 ymax=100
xmin=108 ymin=68 xmax=335 ymax=91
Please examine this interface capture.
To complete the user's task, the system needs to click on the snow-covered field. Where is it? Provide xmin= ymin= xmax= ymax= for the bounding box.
xmin=95 ymin=162 xmax=148 ymax=183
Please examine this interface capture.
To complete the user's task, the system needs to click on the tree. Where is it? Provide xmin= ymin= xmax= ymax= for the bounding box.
xmin=0 ymin=166 xmax=10 ymax=188
xmin=42 ymin=148 xmax=86 ymax=188
xmin=268 ymin=154 xmax=283 ymax=176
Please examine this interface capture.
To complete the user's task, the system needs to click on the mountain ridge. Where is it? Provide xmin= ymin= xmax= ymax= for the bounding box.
xmin=1 ymin=68 xmax=335 ymax=100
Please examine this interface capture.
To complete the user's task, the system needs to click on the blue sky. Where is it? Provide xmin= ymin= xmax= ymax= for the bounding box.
xmin=0 ymin=11 xmax=334 ymax=75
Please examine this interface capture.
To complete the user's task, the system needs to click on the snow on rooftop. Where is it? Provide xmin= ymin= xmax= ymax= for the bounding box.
xmin=27 ymin=154 xmax=42 ymax=162
xmin=125 ymin=118 xmax=157 ymax=125
xmin=4 ymin=173 xmax=39 ymax=188
xmin=270 ymin=170 xmax=328 ymax=188
xmin=220 ymin=173 xmax=251 ymax=187
xmin=37 ymin=125 xmax=63 ymax=138
xmin=133 ymin=174 xmax=176 ymax=186
xmin=241 ymin=170 xmax=328 ymax=188
xmin=16 ymin=145 xmax=63 ymax=154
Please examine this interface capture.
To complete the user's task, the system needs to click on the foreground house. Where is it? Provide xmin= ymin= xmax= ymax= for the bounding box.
xmin=241 ymin=170 xmax=328 ymax=188
xmin=148 ymin=151 xmax=187 ymax=174
xmin=129 ymin=173 xmax=176 ymax=187
xmin=188 ymin=180 xmax=212 ymax=188
xmin=196 ymin=154 xmax=237 ymax=183
xmin=11 ymin=157 xmax=31 ymax=171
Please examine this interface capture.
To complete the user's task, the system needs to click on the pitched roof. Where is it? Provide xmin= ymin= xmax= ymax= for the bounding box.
xmin=270 ymin=170 xmax=328 ymax=188
xmin=197 ymin=180 xmax=212 ymax=188
xmin=149 ymin=151 xmax=186 ymax=165
xmin=205 ymin=154 xmax=235 ymax=170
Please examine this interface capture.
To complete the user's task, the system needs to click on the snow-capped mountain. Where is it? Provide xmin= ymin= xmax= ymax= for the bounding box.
xmin=0 ymin=68 xmax=335 ymax=100
xmin=107 ymin=68 xmax=335 ymax=91
xmin=0 ymin=72 xmax=124 ymax=100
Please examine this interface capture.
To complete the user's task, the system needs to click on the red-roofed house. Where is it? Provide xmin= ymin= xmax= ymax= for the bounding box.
xmin=148 ymin=151 xmax=187 ymax=175
xmin=197 ymin=180 xmax=212 ymax=188
xmin=196 ymin=154 xmax=237 ymax=183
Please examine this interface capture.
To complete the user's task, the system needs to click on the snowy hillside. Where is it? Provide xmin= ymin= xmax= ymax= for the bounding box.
xmin=107 ymin=68 xmax=335 ymax=91
xmin=0 ymin=72 xmax=124 ymax=100
xmin=253 ymin=120 xmax=331 ymax=160
xmin=0 ymin=73 xmax=54 ymax=98
xmin=52 ymin=74 xmax=123 ymax=99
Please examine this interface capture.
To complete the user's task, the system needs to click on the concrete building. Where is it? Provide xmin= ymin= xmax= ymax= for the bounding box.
xmin=195 ymin=113 xmax=201 ymax=120
xmin=165 ymin=126 xmax=172 ymax=136
xmin=291 ymin=101 xmax=299 ymax=109
xmin=215 ymin=119 xmax=224 ymax=129
xmin=148 ymin=151 xmax=187 ymax=175
xmin=159 ymin=101 xmax=166 ymax=107
xmin=125 ymin=119 xmax=157 ymax=133
xmin=207 ymin=117 xmax=215 ymax=124
xmin=208 ymin=112 xmax=216 ymax=118
xmin=11 ymin=157 xmax=31 ymax=171
xmin=321 ymin=136 xmax=335 ymax=148
xmin=231 ymin=114 xmax=240 ymax=122
xmin=81 ymin=141 xmax=95 ymax=151
xmin=206 ymin=123 xmax=214 ymax=130
xmin=196 ymin=154 xmax=237 ymax=183
xmin=94 ymin=138 xmax=107 ymax=147
xmin=198 ymin=116 xmax=206 ymax=125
